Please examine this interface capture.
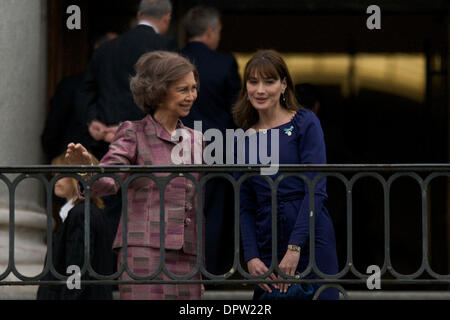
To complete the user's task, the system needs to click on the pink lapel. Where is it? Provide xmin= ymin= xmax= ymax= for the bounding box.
xmin=143 ymin=114 xmax=185 ymax=144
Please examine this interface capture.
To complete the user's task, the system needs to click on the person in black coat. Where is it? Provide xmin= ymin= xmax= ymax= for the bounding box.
xmin=37 ymin=155 xmax=113 ymax=300
xmin=41 ymin=32 xmax=118 ymax=163
xmin=41 ymin=72 xmax=87 ymax=162
xmin=180 ymin=6 xmax=242 ymax=276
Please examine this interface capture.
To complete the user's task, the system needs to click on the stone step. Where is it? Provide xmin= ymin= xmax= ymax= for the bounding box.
xmin=2 ymin=288 xmax=449 ymax=300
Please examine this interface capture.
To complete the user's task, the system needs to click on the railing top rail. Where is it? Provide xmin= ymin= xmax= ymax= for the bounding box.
xmin=0 ymin=164 xmax=449 ymax=174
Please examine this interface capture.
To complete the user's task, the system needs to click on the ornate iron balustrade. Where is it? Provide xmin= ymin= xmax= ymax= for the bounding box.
xmin=0 ymin=164 xmax=449 ymax=300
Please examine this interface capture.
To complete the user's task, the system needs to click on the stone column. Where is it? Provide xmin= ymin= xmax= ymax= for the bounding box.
xmin=0 ymin=0 xmax=48 ymax=299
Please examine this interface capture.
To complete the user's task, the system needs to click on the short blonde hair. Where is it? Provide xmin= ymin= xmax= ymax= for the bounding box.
xmin=51 ymin=153 xmax=104 ymax=210
xmin=130 ymin=51 xmax=199 ymax=115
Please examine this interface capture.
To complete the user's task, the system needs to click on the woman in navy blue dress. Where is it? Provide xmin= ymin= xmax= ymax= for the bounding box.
xmin=232 ymin=50 xmax=339 ymax=300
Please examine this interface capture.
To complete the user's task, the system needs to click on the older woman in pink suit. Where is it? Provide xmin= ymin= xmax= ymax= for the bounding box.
xmin=65 ymin=51 xmax=205 ymax=300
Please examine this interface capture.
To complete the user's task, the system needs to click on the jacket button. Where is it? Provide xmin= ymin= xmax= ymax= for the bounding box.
xmin=184 ymin=217 xmax=191 ymax=226
xmin=185 ymin=202 xmax=193 ymax=211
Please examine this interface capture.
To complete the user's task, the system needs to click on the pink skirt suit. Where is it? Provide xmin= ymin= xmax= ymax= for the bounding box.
xmin=86 ymin=114 xmax=204 ymax=300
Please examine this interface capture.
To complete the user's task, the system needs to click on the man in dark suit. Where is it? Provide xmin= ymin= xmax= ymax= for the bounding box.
xmin=180 ymin=6 xmax=241 ymax=134
xmin=75 ymin=0 xmax=177 ymax=281
xmin=180 ymin=6 xmax=242 ymax=277
xmin=77 ymin=0 xmax=177 ymax=157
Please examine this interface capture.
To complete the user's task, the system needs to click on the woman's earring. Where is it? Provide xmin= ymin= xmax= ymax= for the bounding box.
xmin=282 ymin=92 xmax=286 ymax=104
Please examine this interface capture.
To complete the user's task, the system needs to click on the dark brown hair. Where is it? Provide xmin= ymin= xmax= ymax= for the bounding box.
xmin=130 ymin=51 xmax=199 ymax=115
xmin=232 ymin=49 xmax=300 ymax=129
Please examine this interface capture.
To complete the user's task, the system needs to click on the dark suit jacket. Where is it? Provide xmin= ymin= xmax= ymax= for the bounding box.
xmin=180 ymin=41 xmax=241 ymax=134
xmin=41 ymin=73 xmax=87 ymax=161
xmin=36 ymin=202 xmax=113 ymax=300
xmin=77 ymin=25 xmax=178 ymax=129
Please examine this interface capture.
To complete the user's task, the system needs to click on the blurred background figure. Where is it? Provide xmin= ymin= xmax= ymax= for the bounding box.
xmin=180 ymin=5 xmax=241 ymax=277
xmin=40 ymin=32 xmax=118 ymax=163
xmin=295 ymin=83 xmax=320 ymax=115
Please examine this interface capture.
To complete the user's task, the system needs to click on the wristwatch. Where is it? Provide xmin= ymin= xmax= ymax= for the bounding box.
xmin=287 ymin=244 xmax=301 ymax=252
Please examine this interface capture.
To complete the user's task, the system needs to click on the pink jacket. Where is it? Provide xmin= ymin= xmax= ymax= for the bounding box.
xmin=87 ymin=115 xmax=204 ymax=255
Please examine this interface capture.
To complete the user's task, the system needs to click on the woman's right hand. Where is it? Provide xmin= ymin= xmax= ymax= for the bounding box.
xmin=247 ymin=258 xmax=278 ymax=293
xmin=65 ymin=143 xmax=92 ymax=165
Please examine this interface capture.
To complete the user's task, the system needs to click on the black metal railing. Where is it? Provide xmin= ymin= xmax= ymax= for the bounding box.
xmin=0 ymin=164 xmax=449 ymax=299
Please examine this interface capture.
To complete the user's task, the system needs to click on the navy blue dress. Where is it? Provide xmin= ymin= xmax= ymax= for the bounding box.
xmin=234 ymin=108 xmax=339 ymax=300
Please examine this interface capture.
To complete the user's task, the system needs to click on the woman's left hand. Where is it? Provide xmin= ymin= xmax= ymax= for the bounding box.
xmin=278 ymin=249 xmax=300 ymax=293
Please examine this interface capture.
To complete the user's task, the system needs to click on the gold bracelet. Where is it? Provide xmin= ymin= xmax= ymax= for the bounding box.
xmin=77 ymin=162 xmax=94 ymax=177
xmin=287 ymin=244 xmax=301 ymax=252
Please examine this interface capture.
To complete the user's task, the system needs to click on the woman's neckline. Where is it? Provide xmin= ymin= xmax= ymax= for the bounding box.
xmin=151 ymin=113 xmax=181 ymax=136
xmin=252 ymin=109 xmax=297 ymax=133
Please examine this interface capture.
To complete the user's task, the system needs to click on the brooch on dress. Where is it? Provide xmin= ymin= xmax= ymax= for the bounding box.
xmin=283 ymin=126 xmax=294 ymax=136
